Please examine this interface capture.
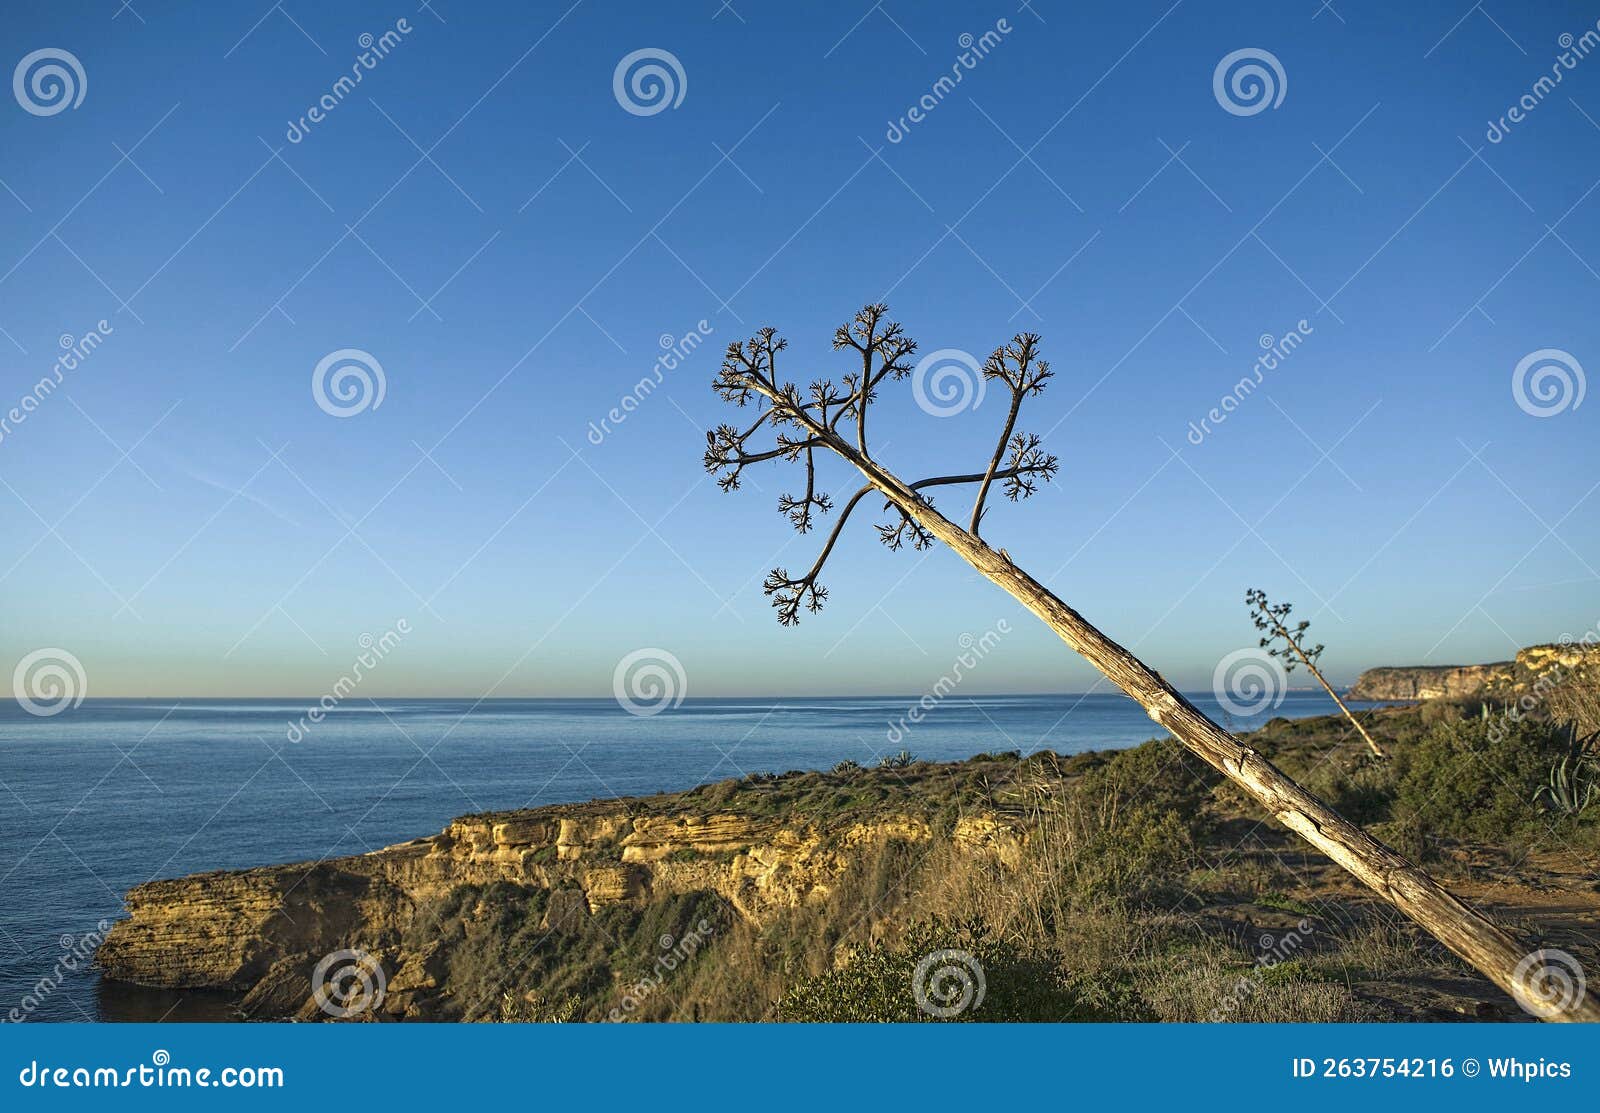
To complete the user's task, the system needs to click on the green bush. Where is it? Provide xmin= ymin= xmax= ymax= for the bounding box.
xmin=1062 ymin=737 xmax=1220 ymax=904
xmin=778 ymin=919 xmax=1149 ymax=1022
xmin=414 ymin=883 xmax=731 ymax=1021
xmin=1077 ymin=736 xmax=1221 ymax=821
xmin=1304 ymin=754 xmax=1398 ymax=826
xmin=1394 ymin=716 xmax=1584 ymax=843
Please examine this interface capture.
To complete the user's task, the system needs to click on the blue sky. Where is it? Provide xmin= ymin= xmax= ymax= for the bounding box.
xmin=1 ymin=0 xmax=1597 ymax=698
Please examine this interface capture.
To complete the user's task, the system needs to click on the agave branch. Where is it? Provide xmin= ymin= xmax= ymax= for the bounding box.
xmin=704 ymin=306 xmax=1058 ymax=621
xmin=1246 ymin=588 xmax=1385 ymax=759
xmin=970 ymin=332 xmax=1055 ymax=535
xmin=831 ymin=302 xmax=919 ymax=458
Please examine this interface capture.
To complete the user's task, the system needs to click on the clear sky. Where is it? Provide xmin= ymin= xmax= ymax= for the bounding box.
xmin=2 ymin=0 xmax=1597 ymax=698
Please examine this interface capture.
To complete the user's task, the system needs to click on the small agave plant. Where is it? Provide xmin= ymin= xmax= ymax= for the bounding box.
xmin=1535 ymin=750 xmax=1600 ymax=817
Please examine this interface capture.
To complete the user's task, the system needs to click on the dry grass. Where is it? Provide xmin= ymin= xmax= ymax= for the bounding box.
xmin=1135 ymin=946 xmax=1387 ymax=1022
xmin=1545 ymin=667 xmax=1600 ymax=738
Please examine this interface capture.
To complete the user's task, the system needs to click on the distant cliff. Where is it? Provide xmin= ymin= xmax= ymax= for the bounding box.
xmin=1348 ymin=642 xmax=1596 ymax=701
xmin=1347 ymin=661 xmax=1514 ymax=701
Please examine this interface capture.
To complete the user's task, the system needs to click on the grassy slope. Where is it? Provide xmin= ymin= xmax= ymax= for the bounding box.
xmin=417 ymin=699 xmax=1600 ymax=1022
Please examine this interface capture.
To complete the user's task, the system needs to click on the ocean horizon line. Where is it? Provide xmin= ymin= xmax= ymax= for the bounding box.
xmin=4 ymin=688 xmax=1366 ymax=705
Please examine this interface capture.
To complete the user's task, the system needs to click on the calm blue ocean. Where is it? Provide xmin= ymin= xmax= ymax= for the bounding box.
xmin=0 ymin=691 xmax=1372 ymax=1022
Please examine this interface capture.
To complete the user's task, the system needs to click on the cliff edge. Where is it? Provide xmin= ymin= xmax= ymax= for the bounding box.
xmin=1348 ymin=642 xmax=1595 ymax=701
xmin=95 ymin=754 xmax=1052 ymax=1020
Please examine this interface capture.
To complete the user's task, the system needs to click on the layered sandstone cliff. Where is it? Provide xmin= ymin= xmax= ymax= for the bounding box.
xmin=1346 ymin=661 xmax=1515 ymax=701
xmin=96 ymin=765 xmax=1038 ymax=1020
xmin=1347 ymin=642 xmax=1596 ymax=702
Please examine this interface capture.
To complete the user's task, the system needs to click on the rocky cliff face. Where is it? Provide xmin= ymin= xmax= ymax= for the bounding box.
xmin=1346 ymin=662 xmax=1514 ymax=701
xmin=1347 ymin=642 xmax=1596 ymax=701
xmin=96 ymin=771 xmax=1034 ymax=1021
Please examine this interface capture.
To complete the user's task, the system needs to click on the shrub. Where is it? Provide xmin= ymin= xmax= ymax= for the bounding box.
xmin=1059 ymin=737 xmax=1219 ymax=904
xmin=416 ymin=883 xmax=731 ymax=1021
xmin=1393 ymin=716 xmax=1582 ymax=843
xmin=1304 ymin=754 xmax=1397 ymax=826
xmin=1419 ymin=699 xmax=1465 ymax=726
xmin=778 ymin=919 xmax=1149 ymax=1022
xmin=1137 ymin=944 xmax=1389 ymax=1022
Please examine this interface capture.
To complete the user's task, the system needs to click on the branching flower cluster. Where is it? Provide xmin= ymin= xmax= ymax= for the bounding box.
xmin=704 ymin=303 xmax=1060 ymax=625
xmin=1245 ymin=587 xmax=1324 ymax=673
xmin=1245 ymin=586 xmax=1387 ymax=759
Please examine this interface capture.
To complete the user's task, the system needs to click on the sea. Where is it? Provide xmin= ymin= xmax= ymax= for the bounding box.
xmin=0 ymin=691 xmax=1375 ymax=1022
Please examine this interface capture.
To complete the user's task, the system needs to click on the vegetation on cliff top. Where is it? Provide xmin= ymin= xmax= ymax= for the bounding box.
xmin=408 ymin=689 xmax=1598 ymax=1022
